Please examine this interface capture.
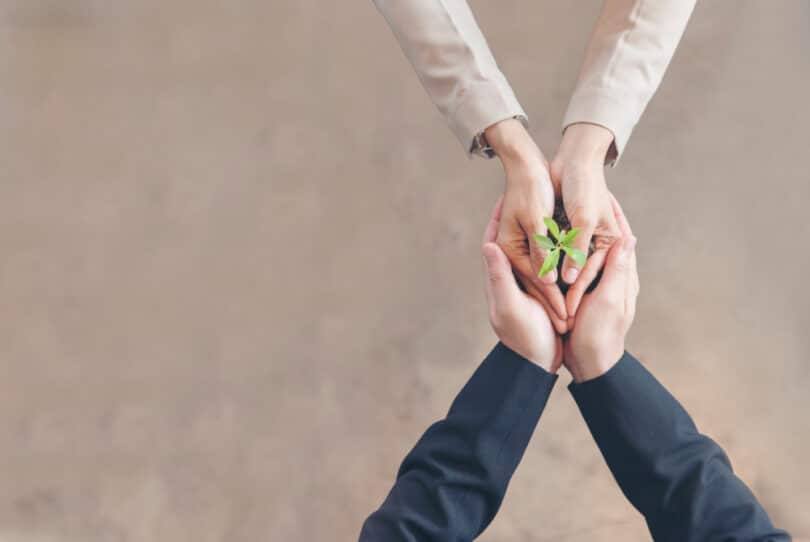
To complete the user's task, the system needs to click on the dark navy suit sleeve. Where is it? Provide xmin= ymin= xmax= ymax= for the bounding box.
xmin=569 ymin=352 xmax=790 ymax=541
xmin=359 ymin=342 xmax=558 ymax=541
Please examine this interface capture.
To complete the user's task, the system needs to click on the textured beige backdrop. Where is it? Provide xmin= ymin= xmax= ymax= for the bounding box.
xmin=1 ymin=1 xmax=808 ymax=540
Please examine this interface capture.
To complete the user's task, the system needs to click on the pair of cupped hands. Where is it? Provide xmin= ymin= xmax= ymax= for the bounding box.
xmin=483 ymin=119 xmax=638 ymax=380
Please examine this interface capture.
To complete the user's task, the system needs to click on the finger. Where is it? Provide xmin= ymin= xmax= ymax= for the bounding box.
xmin=524 ymin=216 xmax=558 ymax=284
xmin=482 ymin=241 xmax=520 ymax=312
xmin=561 ymin=222 xmax=594 ymax=285
xmin=625 ymin=248 xmax=639 ymax=324
xmin=609 ymin=192 xmax=634 ymax=239
xmin=597 ymin=234 xmax=637 ymax=303
xmin=565 ymin=246 xmax=608 ymax=319
xmin=483 ymin=194 xmax=506 ymax=244
xmin=628 ymin=243 xmax=639 ymax=295
xmin=515 ymin=270 xmax=568 ymax=333
xmin=516 ymin=251 xmax=566 ymax=319
xmin=551 ymin=313 xmax=568 ymax=335
xmin=525 ymin=280 xmax=569 ymax=334
xmin=629 ymin=241 xmax=641 ymax=302
xmin=530 ymin=244 xmax=557 ymax=284
xmin=592 ymin=206 xmax=620 ymax=252
xmin=496 ymin=217 xmax=567 ymax=326
xmin=521 ymin=273 xmax=568 ymax=333
xmin=605 ymin=193 xmax=640 ymax=321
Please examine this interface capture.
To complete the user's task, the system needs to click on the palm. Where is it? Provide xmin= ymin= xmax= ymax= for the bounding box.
xmin=497 ymin=166 xmax=569 ymax=333
xmin=516 ymin=293 xmax=563 ymax=373
xmin=483 ymin=195 xmax=564 ymax=373
xmin=564 ymin=294 xmax=610 ymax=367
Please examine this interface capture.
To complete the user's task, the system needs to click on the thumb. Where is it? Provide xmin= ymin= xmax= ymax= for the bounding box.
xmin=561 ymin=223 xmax=595 ymax=284
xmin=482 ymin=242 xmax=520 ymax=310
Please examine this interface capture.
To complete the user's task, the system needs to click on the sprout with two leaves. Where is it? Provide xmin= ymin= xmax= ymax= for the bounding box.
xmin=533 ymin=217 xmax=588 ymax=278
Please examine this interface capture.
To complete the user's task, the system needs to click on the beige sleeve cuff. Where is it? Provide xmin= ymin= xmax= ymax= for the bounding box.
xmin=372 ymin=0 xmax=527 ymax=159
xmin=451 ymin=79 xmax=528 ymax=158
xmin=561 ymin=0 xmax=696 ymax=166
xmin=562 ymin=87 xmax=637 ymax=166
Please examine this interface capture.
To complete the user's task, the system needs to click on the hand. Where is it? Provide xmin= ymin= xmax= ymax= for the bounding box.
xmin=564 ymin=194 xmax=638 ymax=383
xmin=481 ymin=195 xmax=563 ymax=373
xmin=486 ymin=119 xmax=568 ymax=333
xmin=549 ymin=123 xmax=620 ymax=323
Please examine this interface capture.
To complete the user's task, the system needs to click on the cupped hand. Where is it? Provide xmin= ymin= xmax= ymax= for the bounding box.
xmin=550 ymin=123 xmax=621 ymax=323
xmin=486 ymin=119 xmax=568 ymax=333
xmin=482 ymin=195 xmax=563 ymax=374
xmin=564 ymin=194 xmax=638 ymax=383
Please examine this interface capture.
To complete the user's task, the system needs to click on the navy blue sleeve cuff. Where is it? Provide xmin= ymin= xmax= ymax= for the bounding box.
xmin=439 ymin=342 xmax=558 ymax=481
xmin=567 ymin=351 xmax=693 ymax=467
xmin=360 ymin=342 xmax=558 ymax=541
xmin=566 ymin=351 xmax=789 ymax=541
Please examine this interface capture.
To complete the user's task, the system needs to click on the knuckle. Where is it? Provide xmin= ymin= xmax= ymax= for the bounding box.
xmin=514 ymin=259 xmax=536 ymax=279
xmin=596 ymin=224 xmax=621 ymax=240
xmin=566 ymin=205 xmax=592 ymax=224
xmin=523 ymin=220 xmax=543 ymax=236
xmin=577 ymin=217 xmax=597 ymax=231
xmin=593 ymin=235 xmax=617 ymax=251
xmin=520 ymin=208 xmax=551 ymax=229
xmin=497 ymin=235 xmax=529 ymax=258
xmin=603 ymin=220 xmax=622 ymax=236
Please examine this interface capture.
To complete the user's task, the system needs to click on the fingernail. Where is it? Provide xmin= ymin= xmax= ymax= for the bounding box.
xmin=564 ymin=267 xmax=578 ymax=284
xmin=543 ymin=269 xmax=557 ymax=283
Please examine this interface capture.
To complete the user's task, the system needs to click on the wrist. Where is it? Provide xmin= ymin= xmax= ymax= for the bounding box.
xmin=485 ymin=118 xmax=545 ymax=170
xmin=554 ymin=123 xmax=614 ymax=169
xmin=566 ymin=345 xmax=623 ymax=383
xmin=520 ymin=348 xmax=557 ymax=375
xmin=499 ymin=338 xmax=553 ymax=374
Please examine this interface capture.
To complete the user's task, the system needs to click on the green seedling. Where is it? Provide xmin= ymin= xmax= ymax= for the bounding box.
xmin=533 ymin=217 xmax=587 ymax=277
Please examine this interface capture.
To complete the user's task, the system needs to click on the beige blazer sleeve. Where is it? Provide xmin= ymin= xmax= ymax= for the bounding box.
xmin=372 ymin=0 xmax=527 ymax=156
xmin=564 ymin=0 xmax=696 ymax=164
xmin=373 ymin=0 xmax=694 ymax=162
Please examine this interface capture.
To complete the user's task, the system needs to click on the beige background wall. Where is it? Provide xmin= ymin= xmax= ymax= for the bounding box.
xmin=1 ymin=1 xmax=808 ymax=540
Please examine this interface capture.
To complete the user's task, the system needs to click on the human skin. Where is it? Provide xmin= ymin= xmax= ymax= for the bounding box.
xmin=485 ymin=119 xmax=568 ymax=334
xmin=550 ymin=123 xmax=621 ymax=324
xmin=486 ymin=120 xmax=622 ymax=332
xmin=481 ymin=190 xmax=637 ymax=382
xmin=564 ymin=194 xmax=638 ymax=382
xmin=481 ymin=195 xmax=562 ymax=373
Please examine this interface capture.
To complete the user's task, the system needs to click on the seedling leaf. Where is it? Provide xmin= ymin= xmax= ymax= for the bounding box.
xmin=561 ymin=228 xmax=580 ymax=246
xmin=543 ymin=217 xmax=560 ymax=241
xmin=562 ymin=246 xmax=587 ymax=267
xmin=533 ymin=233 xmax=555 ymax=250
xmin=539 ymin=248 xmax=560 ymax=277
